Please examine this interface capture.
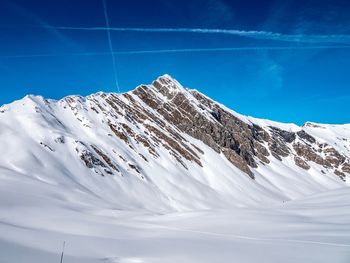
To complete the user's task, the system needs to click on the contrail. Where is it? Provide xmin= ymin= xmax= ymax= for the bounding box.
xmin=34 ymin=26 xmax=350 ymax=45
xmin=111 ymin=45 xmax=350 ymax=54
xmin=2 ymin=45 xmax=350 ymax=58
xmin=102 ymin=0 xmax=120 ymax=92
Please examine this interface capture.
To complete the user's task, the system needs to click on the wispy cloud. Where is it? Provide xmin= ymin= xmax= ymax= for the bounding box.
xmin=3 ymin=1 xmax=81 ymax=50
xmin=257 ymin=58 xmax=284 ymax=93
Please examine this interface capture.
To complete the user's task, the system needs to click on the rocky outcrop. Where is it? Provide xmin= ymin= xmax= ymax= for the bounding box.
xmin=294 ymin=156 xmax=311 ymax=170
xmin=297 ymin=130 xmax=316 ymax=144
xmin=133 ymin=82 xmax=275 ymax=177
xmin=134 ymin=76 xmax=349 ymax=180
xmin=61 ymin=75 xmax=349 ymax=181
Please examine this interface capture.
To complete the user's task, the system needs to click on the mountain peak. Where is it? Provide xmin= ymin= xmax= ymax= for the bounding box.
xmin=0 ymin=75 xmax=349 ymax=217
xmin=156 ymin=73 xmax=178 ymax=84
xmin=2 ymin=76 xmax=350 ymax=185
xmin=151 ymin=74 xmax=188 ymax=97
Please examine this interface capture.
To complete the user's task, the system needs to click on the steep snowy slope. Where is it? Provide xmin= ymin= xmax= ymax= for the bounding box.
xmin=0 ymin=74 xmax=349 ymax=212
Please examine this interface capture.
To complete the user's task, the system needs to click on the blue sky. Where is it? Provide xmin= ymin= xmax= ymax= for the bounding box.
xmin=1 ymin=0 xmax=350 ymax=125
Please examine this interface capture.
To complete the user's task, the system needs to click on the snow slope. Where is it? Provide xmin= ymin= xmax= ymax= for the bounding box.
xmin=0 ymin=176 xmax=349 ymax=262
xmin=0 ymin=74 xmax=349 ymax=262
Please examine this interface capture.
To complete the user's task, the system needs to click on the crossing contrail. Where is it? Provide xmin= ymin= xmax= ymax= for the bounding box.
xmin=2 ymin=45 xmax=350 ymax=59
xmin=101 ymin=0 xmax=120 ymax=92
xmin=33 ymin=26 xmax=350 ymax=45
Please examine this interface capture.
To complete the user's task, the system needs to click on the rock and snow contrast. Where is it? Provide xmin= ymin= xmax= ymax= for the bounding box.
xmin=0 ymin=74 xmax=349 ymax=262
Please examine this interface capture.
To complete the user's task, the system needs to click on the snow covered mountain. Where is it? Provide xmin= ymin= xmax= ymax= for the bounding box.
xmin=0 ymin=74 xmax=350 ymax=262
xmin=0 ymin=74 xmax=349 ymax=211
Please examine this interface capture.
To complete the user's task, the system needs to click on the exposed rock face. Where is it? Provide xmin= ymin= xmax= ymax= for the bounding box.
xmin=133 ymin=81 xmax=274 ymax=177
xmin=294 ymin=156 xmax=311 ymax=170
xmin=59 ymin=75 xmax=349 ymax=181
xmin=342 ymin=163 xmax=350 ymax=174
xmin=297 ymin=130 xmax=316 ymax=144
xmin=293 ymin=143 xmax=325 ymax=166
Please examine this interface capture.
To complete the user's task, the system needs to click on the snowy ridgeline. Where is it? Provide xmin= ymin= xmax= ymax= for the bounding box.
xmin=0 ymin=75 xmax=349 ymax=262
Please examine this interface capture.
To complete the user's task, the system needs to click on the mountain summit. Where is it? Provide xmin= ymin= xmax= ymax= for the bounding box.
xmin=0 ymin=74 xmax=349 ymax=211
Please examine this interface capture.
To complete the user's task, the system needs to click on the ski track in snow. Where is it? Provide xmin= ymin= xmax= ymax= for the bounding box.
xmin=151 ymin=224 xmax=350 ymax=248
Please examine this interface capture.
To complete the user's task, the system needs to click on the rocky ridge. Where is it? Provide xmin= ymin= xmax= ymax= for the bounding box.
xmin=56 ymin=74 xmax=349 ymax=181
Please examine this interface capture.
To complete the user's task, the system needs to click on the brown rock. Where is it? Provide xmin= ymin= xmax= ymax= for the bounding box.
xmin=294 ymin=156 xmax=310 ymax=170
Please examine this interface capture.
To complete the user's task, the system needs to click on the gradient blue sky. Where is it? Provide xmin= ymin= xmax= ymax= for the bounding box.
xmin=1 ymin=0 xmax=350 ymax=125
